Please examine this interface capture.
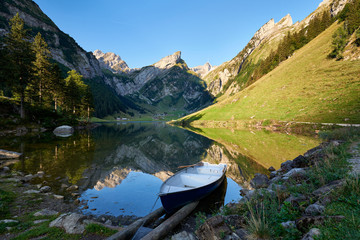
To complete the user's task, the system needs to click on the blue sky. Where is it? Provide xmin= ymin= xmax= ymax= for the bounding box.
xmin=33 ymin=0 xmax=323 ymax=68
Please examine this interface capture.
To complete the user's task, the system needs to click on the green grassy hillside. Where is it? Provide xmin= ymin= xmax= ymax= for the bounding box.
xmin=180 ymin=22 xmax=360 ymax=124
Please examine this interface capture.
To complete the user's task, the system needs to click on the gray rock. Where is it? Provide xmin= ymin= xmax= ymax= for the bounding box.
xmin=283 ymin=168 xmax=307 ymax=179
xmin=0 ymin=219 xmax=19 ymax=224
xmin=53 ymin=194 xmax=64 ymax=200
xmin=34 ymin=209 xmax=58 ymax=216
xmin=50 ymin=213 xmax=87 ymax=234
xmin=34 ymin=219 xmax=48 ymax=224
xmin=104 ymin=219 xmax=112 ymax=226
xmin=53 ymin=125 xmax=74 ymax=137
xmin=281 ymin=160 xmax=294 ymax=172
xmin=24 ymin=190 xmax=40 ymax=194
xmin=284 ymin=194 xmax=308 ymax=207
xmin=2 ymin=166 xmax=10 ymax=172
xmin=0 ymin=178 xmax=21 ymax=183
xmin=268 ymin=166 xmax=276 ymax=172
xmin=281 ymin=221 xmax=296 ymax=229
xmin=296 ymin=215 xmax=344 ymax=232
xmin=240 ymin=189 xmax=249 ymax=196
xmin=293 ymin=155 xmax=309 ymax=168
xmin=305 ymin=204 xmax=325 ymax=216
xmin=270 ymin=175 xmax=282 ymax=184
xmin=312 ymin=180 xmax=344 ymax=197
xmin=40 ymin=186 xmax=51 ymax=193
xmin=234 ymin=228 xmax=249 ymax=240
xmin=250 ymin=173 xmax=269 ymax=189
xmin=0 ymin=149 xmax=22 ymax=159
xmin=61 ymin=183 xmax=69 ymax=189
xmin=66 ymin=185 xmax=79 ymax=191
xmin=301 ymin=228 xmax=321 ymax=240
xmin=171 ymin=231 xmax=197 ymax=240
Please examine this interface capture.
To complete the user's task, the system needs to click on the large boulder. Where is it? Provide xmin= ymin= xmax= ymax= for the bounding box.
xmin=250 ymin=173 xmax=270 ymax=189
xmin=53 ymin=125 xmax=74 ymax=137
xmin=49 ymin=213 xmax=87 ymax=234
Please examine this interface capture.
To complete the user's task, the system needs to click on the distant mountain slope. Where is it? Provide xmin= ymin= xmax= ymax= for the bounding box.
xmin=204 ymin=14 xmax=293 ymax=96
xmin=103 ymin=51 xmax=214 ymax=115
xmin=179 ymin=21 xmax=360 ymax=124
xmin=93 ymin=50 xmax=135 ymax=74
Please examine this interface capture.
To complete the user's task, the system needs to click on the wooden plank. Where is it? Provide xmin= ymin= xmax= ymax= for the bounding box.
xmin=106 ymin=207 xmax=165 ymax=240
xmin=141 ymin=201 xmax=199 ymax=240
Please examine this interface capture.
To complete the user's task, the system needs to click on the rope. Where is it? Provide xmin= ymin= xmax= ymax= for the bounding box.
xmin=131 ymin=195 xmax=160 ymax=240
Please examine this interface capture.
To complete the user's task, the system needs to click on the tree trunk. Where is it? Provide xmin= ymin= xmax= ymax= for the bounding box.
xmin=20 ymin=93 xmax=25 ymax=119
xmin=142 ymin=201 xmax=199 ymax=240
xmin=106 ymin=207 xmax=165 ymax=240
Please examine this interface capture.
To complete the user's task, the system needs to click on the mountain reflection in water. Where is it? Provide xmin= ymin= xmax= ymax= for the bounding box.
xmin=4 ymin=122 xmax=319 ymax=217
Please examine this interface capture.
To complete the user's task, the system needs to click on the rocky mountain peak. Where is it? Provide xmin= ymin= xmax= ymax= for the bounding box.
xmin=276 ymin=14 xmax=293 ymax=29
xmin=93 ymin=49 xmax=131 ymax=73
xmin=191 ymin=62 xmax=215 ymax=78
xmin=153 ymin=51 xmax=182 ymax=69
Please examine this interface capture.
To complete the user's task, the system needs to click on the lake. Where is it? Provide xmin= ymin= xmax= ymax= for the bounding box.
xmin=0 ymin=122 xmax=320 ymax=218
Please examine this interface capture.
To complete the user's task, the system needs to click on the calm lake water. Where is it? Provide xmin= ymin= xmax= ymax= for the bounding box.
xmin=1 ymin=122 xmax=320 ymax=218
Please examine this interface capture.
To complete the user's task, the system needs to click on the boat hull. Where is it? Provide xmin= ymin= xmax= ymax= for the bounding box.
xmin=159 ymin=173 xmax=226 ymax=213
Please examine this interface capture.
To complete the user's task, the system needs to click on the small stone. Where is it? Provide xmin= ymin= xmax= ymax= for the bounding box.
xmin=302 ymin=228 xmax=321 ymax=240
xmin=240 ymin=189 xmax=249 ymax=196
xmin=284 ymin=194 xmax=308 ymax=207
xmin=24 ymin=190 xmax=40 ymax=194
xmin=296 ymin=216 xmax=344 ymax=232
xmin=74 ymin=199 xmax=80 ymax=204
xmin=281 ymin=221 xmax=296 ymax=229
xmin=268 ymin=166 xmax=276 ymax=172
xmin=305 ymin=204 xmax=325 ymax=216
xmin=66 ymin=185 xmax=79 ymax=191
xmin=36 ymin=184 xmax=42 ymax=189
xmin=34 ymin=219 xmax=49 ymax=224
xmin=196 ymin=215 xmax=232 ymax=240
xmin=104 ymin=219 xmax=112 ymax=225
xmin=40 ymin=186 xmax=51 ymax=193
xmin=281 ymin=160 xmax=294 ymax=172
xmin=50 ymin=213 xmax=86 ymax=234
xmin=224 ymin=215 xmax=246 ymax=229
xmin=37 ymin=171 xmax=45 ymax=175
xmin=0 ymin=219 xmax=19 ymax=224
xmin=71 ymin=192 xmax=80 ymax=197
xmin=3 ymin=166 xmax=10 ymax=172
xmin=53 ymin=194 xmax=64 ymax=200
xmin=34 ymin=209 xmax=58 ymax=216
xmin=331 ymin=140 xmax=340 ymax=147
xmin=171 ymin=231 xmax=197 ymax=240
xmin=61 ymin=183 xmax=69 ymax=189
xmin=283 ymin=168 xmax=306 ymax=179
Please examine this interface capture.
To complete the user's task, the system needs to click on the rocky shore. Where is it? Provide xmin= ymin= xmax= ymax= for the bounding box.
xmin=1 ymin=129 xmax=359 ymax=240
xmin=168 ymin=134 xmax=360 ymax=240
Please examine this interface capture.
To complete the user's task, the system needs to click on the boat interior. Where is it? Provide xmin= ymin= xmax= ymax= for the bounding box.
xmin=160 ymin=162 xmax=226 ymax=194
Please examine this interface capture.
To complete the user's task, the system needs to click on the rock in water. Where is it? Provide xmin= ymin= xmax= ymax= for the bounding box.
xmin=53 ymin=125 xmax=74 ymax=137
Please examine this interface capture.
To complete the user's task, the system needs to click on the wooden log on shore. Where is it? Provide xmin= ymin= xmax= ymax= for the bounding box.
xmin=142 ymin=201 xmax=199 ymax=240
xmin=106 ymin=206 xmax=165 ymax=240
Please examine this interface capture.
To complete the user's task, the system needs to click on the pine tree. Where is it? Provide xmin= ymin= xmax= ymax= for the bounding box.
xmin=48 ymin=64 xmax=65 ymax=111
xmin=32 ymin=32 xmax=52 ymax=105
xmin=64 ymin=70 xmax=87 ymax=115
xmin=4 ymin=13 xmax=35 ymax=118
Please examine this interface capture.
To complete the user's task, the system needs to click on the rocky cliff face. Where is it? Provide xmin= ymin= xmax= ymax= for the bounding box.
xmin=93 ymin=50 xmax=133 ymax=74
xmin=0 ymin=0 xmax=102 ymax=79
xmin=190 ymin=62 xmax=215 ymax=78
xmin=204 ymin=14 xmax=293 ymax=96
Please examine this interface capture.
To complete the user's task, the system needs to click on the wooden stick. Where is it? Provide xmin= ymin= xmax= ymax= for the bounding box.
xmin=141 ymin=201 xmax=199 ymax=240
xmin=106 ymin=207 xmax=165 ymax=240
